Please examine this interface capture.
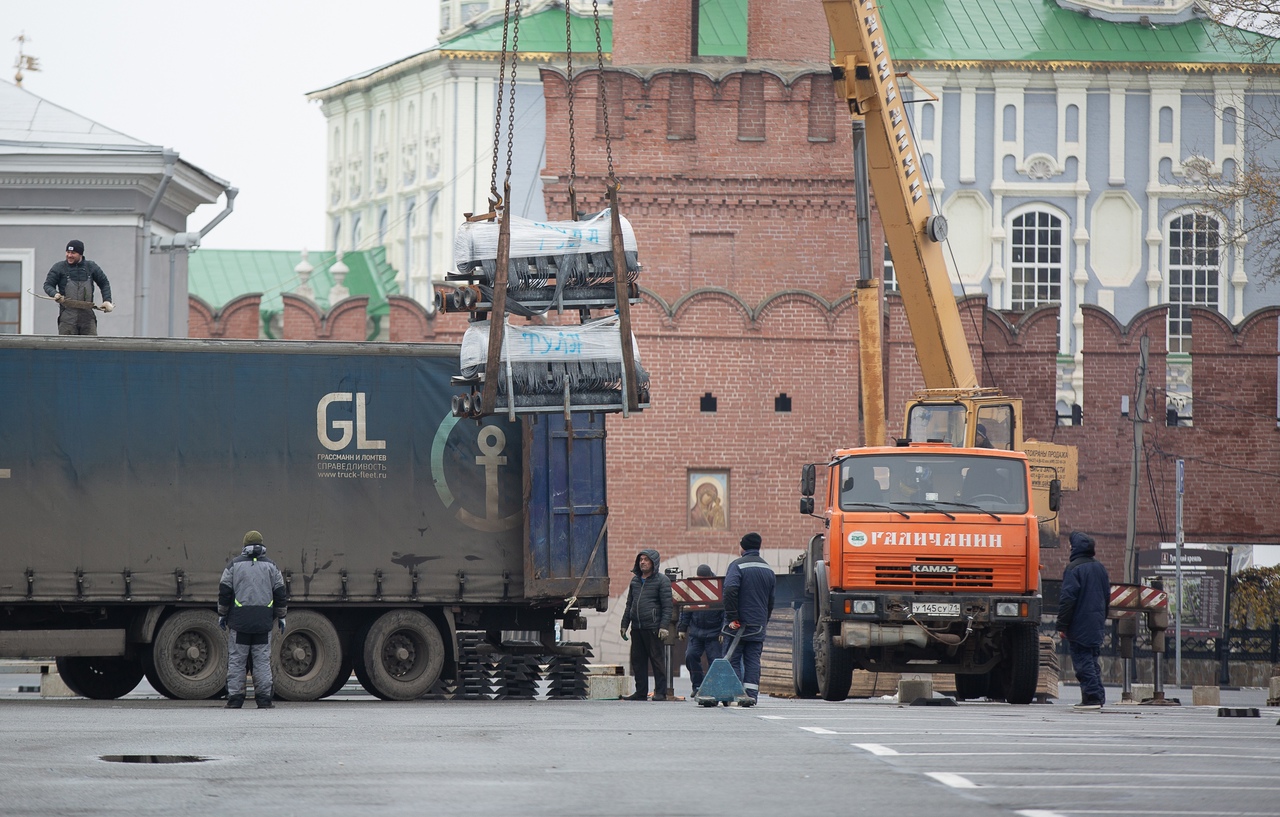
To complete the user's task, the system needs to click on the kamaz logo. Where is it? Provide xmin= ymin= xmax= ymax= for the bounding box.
xmin=911 ymin=564 xmax=959 ymax=574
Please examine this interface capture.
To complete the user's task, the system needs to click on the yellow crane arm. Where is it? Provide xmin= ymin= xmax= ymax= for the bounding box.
xmin=823 ymin=0 xmax=977 ymax=391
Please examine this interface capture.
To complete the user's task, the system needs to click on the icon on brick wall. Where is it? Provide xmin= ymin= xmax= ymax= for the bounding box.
xmin=688 ymin=471 xmax=729 ymax=531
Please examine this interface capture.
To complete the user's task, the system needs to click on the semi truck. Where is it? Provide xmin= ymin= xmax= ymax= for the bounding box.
xmin=0 ymin=335 xmax=609 ymax=701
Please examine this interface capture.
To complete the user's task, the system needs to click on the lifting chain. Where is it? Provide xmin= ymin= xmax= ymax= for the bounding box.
xmin=490 ymin=0 xmax=515 ymax=208
xmin=565 ymin=0 xmax=577 ymax=216
xmin=592 ymin=0 xmax=615 ymax=187
xmin=504 ymin=0 xmax=522 ymax=190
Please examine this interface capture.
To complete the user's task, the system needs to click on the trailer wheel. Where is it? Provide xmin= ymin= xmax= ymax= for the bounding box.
xmin=322 ymin=654 xmax=355 ymax=699
xmin=814 ymin=619 xmax=853 ymax=702
xmin=791 ymin=602 xmax=819 ymax=699
xmin=140 ymin=651 xmax=178 ymax=699
xmin=995 ymin=623 xmax=1038 ymax=705
xmin=359 ymin=610 xmax=445 ymax=700
xmin=272 ymin=610 xmax=344 ymax=702
xmin=953 ymin=671 xmax=990 ymax=701
xmin=55 ymin=656 xmax=144 ymax=700
xmin=150 ymin=609 xmax=228 ymax=700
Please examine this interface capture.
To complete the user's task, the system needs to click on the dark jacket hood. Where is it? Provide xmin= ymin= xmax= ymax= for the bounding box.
xmin=1069 ymin=532 xmax=1096 ymax=560
xmin=632 ymin=548 xmax=661 ymax=575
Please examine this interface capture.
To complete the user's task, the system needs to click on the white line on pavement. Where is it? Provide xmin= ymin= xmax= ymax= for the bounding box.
xmin=925 ymin=772 xmax=978 ymax=789
xmin=1015 ymin=810 xmax=1067 ymax=817
xmin=852 ymin=743 xmax=899 ymax=755
xmin=798 ymin=726 xmax=838 ymax=734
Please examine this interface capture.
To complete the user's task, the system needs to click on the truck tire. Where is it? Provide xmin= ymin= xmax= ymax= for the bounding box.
xmin=995 ymin=623 xmax=1038 ymax=705
xmin=359 ymin=610 xmax=445 ymax=700
xmin=953 ymin=671 xmax=990 ymax=701
xmin=792 ymin=603 xmax=819 ymax=699
xmin=272 ymin=610 xmax=344 ymax=702
xmin=814 ymin=619 xmax=853 ymax=702
xmin=140 ymin=651 xmax=177 ymax=699
xmin=322 ymin=655 xmax=355 ymax=699
xmin=55 ymin=656 xmax=144 ymax=700
xmin=150 ymin=609 xmax=228 ymax=700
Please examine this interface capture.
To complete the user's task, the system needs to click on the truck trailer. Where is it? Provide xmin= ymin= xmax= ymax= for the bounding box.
xmin=0 ymin=335 xmax=609 ymax=701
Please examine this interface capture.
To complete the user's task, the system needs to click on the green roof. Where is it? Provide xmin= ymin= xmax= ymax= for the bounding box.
xmin=880 ymin=0 xmax=1280 ymax=67
xmin=189 ymin=248 xmax=400 ymax=338
xmin=439 ymin=2 xmax=749 ymax=59
xmin=698 ymin=0 xmax=747 ymax=58
xmin=441 ymin=7 xmax=613 ymax=54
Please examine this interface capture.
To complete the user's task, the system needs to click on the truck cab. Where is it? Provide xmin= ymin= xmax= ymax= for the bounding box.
xmin=796 ymin=443 xmax=1051 ymax=703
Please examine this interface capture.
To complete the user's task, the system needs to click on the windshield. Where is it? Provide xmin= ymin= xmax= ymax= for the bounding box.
xmin=838 ymin=453 xmax=1028 ymax=514
xmin=906 ymin=404 xmax=967 ymax=445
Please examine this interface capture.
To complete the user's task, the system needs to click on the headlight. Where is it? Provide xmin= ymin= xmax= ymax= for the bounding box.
xmin=996 ymin=601 xmax=1020 ymax=617
xmin=853 ymin=599 xmax=876 ymax=614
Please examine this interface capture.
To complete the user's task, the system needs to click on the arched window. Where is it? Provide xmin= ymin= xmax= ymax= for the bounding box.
xmin=352 ymin=120 xmax=360 ymax=151
xmin=1166 ymin=212 xmax=1221 ymax=354
xmin=352 ymin=215 xmax=363 ymax=250
xmin=1008 ymin=210 xmax=1064 ymax=311
xmin=378 ymin=208 xmax=388 ymax=247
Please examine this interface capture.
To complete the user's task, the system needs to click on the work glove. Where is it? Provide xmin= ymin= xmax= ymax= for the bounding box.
xmin=729 ymin=620 xmax=742 ymax=630
xmin=278 ymin=618 xmax=286 ymax=634
xmin=217 ymin=616 xmax=227 ymax=631
xmin=53 ymin=293 xmax=65 ymax=303
xmin=657 ymin=628 xmax=670 ymax=640
xmin=619 ymin=626 xmax=628 ymax=642
xmin=101 ymin=301 xmax=114 ymax=313
xmin=677 ymin=631 xmax=687 ymax=641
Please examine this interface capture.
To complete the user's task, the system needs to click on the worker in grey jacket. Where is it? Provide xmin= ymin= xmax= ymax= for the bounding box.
xmin=217 ymin=531 xmax=287 ymax=709
xmin=43 ymin=239 xmax=113 ymax=335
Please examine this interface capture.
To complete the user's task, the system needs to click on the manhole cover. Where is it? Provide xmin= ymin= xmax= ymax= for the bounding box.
xmin=100 ymin=755 xmax=211 ymax=764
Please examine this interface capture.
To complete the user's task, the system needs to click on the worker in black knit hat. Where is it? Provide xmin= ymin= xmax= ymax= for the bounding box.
xmin=723 ymin=532 xmax=776 ymax=704
xmin=43 ymin=239 xmax=114 ymax=335
xmin=676 ymin=564 xmax=726 ymax=694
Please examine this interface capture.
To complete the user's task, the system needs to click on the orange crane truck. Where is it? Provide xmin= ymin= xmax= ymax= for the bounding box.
xmin=788 ymin=1 xmax=1067 ymax=703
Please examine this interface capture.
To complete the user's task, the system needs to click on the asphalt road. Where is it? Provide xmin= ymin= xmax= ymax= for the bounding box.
xmin=2 ymin=672 xmax=1277 ymax=817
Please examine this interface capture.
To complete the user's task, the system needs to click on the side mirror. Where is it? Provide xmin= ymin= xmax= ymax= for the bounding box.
xmin=1048 ymin=478 xmax=1062 ymax=512
xmin=800 ymin=464 xmax=816 ymax=497
xmin=800 ymin=497 xmax=815 ymax=515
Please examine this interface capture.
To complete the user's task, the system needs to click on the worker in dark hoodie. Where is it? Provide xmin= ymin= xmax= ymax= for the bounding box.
xmin=1058 ymin=531 xmax=1111 ymax=710
xmin=620 ymin=548 xmax=673 ymax=701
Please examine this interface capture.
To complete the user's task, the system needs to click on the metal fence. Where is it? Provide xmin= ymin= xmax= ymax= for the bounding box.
xmin=1045 ymin=623 xmax=1280 ymax=663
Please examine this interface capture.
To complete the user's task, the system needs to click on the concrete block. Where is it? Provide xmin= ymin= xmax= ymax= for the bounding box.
xmin=586 ymin=673 xmax=631 ymax=700
xmin=1192 ymin=685 xmax=1221 ymax=707
xmin=1269 ymin=677 xmax=1280 ymax=700
xmin=40 ymin=669 xmax=77 ymax=698
xmin=1130 ymin=683 xmax=1154 ymax=702
xmin=898 ymin=678 xmax=933 ymax=702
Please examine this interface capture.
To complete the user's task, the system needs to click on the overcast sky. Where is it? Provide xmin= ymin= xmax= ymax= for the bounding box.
xmin=9 ymin=0 xmax=443 ymax=250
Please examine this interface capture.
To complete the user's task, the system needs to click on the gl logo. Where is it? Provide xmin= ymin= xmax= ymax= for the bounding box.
xmin=317 ymin=392 xmax=386 ymax=451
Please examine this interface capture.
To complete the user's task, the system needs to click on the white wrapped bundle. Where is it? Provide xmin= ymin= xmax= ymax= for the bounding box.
xmin=453 ymin=210 xmax=638 ymax=269
xmin=460 ymin=315 xmax=642 ymax=372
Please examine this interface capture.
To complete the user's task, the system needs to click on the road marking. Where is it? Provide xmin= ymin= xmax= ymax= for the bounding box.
xmin=757 ymin=715 xmax=785 ymax=720
xmin=0 ymin=469 xmax=9 ymax=478
xmin=926 ymin=772 xmax=978 ymax=788
xmin=798 ymin=726 xmax=838 ymax=734
xmin=858 ymin=751 xmax=1280 ymax=760
xmin=1016 ymin=811 xmax=1067 ymax=817
xmin=853 ymin=743 xmax=899 ymax=755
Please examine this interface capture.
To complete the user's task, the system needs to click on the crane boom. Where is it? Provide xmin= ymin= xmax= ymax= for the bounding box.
xmin=823 ymin=0 xmax=977 ymax=391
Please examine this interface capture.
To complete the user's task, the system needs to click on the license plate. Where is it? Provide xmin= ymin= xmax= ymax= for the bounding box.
xmin=912 ymin=602 xmax=960 ymax=617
